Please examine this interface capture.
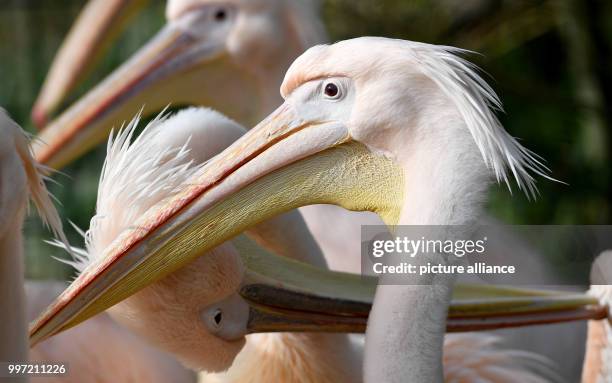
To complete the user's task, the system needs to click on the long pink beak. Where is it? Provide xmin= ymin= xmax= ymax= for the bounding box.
xmin=32 ymin=0 xmax=150 ymax=129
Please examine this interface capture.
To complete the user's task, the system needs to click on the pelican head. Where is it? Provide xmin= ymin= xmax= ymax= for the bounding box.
xmin=33 ymin=0 xmax=326 ymax=169
xmin=74 ymin=107 xmax=249 ymax=371
xmin=44 ymin=107 xmax=368 ymax=371
xmin=48 ymin=108 xmax=253 ymax=371
xmin=31 ymin=38 xmax=601 ymax=353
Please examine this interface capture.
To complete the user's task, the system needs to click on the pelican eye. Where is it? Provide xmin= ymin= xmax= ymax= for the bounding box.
xmin=214 ymin=8 xmax=227 ymax=21
xmin=201 ymin=296 xmax=249 ymax=340
xmin=212 ymin=309 xmax=223 ymax=327
xmin=323 ymin=82 xmax=340 ymax=99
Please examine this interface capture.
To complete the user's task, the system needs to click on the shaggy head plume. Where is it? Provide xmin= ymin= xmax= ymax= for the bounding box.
xmin=282 ymin=37 xmax=557 ymax=199
xmin=53 ymin=108 xmax=242 ymax=272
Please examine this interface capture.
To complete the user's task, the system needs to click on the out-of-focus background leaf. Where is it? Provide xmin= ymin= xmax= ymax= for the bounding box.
xmin=0 ymin=0 xmax=610 ymax=280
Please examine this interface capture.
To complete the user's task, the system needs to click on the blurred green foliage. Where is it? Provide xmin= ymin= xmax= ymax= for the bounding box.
xmin=0 ymin=0 xmax=610 ymax=280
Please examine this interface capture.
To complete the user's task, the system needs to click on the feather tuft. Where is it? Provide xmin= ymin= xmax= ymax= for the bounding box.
xmin=54 ymin=109 xmax=208 ymax=272
xmin=413 ymin=44 xmax=558 ymax=199
xmin=0 ymin=108 xmax=70 ymax=250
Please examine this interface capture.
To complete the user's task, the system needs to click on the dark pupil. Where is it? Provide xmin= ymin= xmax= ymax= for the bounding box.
xmin=214 ymin=9 xmax=227 ymax=21
xmin=214 ymin=311 xmax=223 ymax=325
xmin=324 ymin=83 xmax=338 ymax=97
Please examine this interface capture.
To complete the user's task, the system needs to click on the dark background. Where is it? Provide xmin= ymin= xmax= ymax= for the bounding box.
xmin=0 ymin=0 xmax=609 ymax=279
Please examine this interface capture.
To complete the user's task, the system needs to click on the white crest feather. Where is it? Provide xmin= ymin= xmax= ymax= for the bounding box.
xmin=412 ymin=42 xmax=556 ymax=199
xmin=53 ymin=110 xmax=208 ymax=272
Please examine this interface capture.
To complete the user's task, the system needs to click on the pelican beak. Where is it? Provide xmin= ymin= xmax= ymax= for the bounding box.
xmin=30 ymin=103 xmax=608 ymax=345
xmin=234 ymin=235 xmax=607 ymax=334
xmin=32 ymin=0 xmax=149 ymax=129
xmin=33 ymin=12 xmax=229 ymax=170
